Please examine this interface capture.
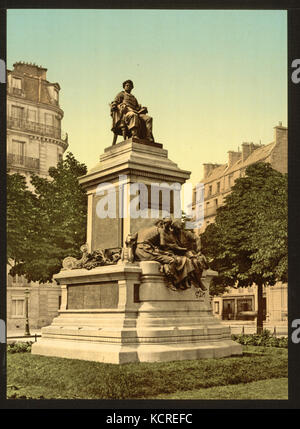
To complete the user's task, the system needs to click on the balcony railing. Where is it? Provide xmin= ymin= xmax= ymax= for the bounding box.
xmin=8 ymin=87 xmax=60 ymax=106
xmin=7 ymin=116 xmax=67 ymax=141
xmin=207 ymin=190 xmax=221 ymax=199
xmin=205 ymin=206 xmax=218 ymax=217
xmin=7 ymin=153 xmax=40 ymax=170
xmin=8 ymin=87 xmax=24 ymax=97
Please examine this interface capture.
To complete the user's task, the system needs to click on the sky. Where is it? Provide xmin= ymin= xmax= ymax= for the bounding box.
xmin=7 ymin=9 xmax=287 ymax=184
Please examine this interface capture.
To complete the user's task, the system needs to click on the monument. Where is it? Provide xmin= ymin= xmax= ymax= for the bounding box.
xmin=32 ymin=81 xmax=242 ymax=363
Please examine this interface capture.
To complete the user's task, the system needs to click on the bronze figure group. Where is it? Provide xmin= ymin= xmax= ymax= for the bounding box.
xmin=64 ymin=219 xmax=208 ymax=292
xmin=134 ymin=218 xmax=208 ymax=291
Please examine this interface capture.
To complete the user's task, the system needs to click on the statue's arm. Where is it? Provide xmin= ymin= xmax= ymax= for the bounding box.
xmin=195 ymin=235 xmax=201 ymax=252
xmin=111 ymin=92 xmax=124 ymax=111
xmin=159 ymin=229 xmax=186 ymax=252
xmin=138 ymin=106 xmax=148 ymax=114
xmin=132 ymin=96 xmax=147 ymax=113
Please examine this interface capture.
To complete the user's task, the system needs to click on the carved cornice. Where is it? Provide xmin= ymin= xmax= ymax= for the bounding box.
xmin=7 ymin=94 xmax=64 ymax=117
xmin=7 ymin=128 xmax=68 ymax=151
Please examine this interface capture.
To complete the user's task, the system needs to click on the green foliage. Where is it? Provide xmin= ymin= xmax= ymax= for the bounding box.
xmin=7 ymin=346 xmax=287 ymax=399
xmin=7 ymin=174 xmax=39 ymax=269
xmin=7 ymin=152 xmax=87 ymax=282
xmin=7 ymin=341 xmax=33 ymax=353
xmin=231 ymin=330 xmax=288 ymax=348
xmin=202 ymin=163 xmax=287 ymax=289
xmin=154 ymin=378 xmax=288 ymax=400
xmin=201 ymin=163 xmax=287 ymax=332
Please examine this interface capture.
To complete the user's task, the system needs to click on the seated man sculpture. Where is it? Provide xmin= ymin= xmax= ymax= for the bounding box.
xmin=110 ymin=80 xmax=154 ymax=144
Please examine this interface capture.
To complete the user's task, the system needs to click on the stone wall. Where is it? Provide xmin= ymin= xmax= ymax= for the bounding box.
xmin=7 ymin=284 xmax=61 ymax=330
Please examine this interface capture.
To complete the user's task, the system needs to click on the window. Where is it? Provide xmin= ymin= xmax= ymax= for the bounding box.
xmin=11 ymin=274 xmax=23 ymax=284
xmin=28 ymin=109 xmax=37 ymax=122
xmin=10 ymin=140 xmax=25 ymax=156
xmin=215 ymin=199 xmax=218 ymax=207
xmin=11 ymin=299 xmax=25 ymax=317
xmin=57 ymin=148 xmax=63 ymax=162
xmin=54 ymin=116 xmax=60 ymax=128
xmin=228 ymin=174 xmax=233 ymax=187
xmin=217 ymin=182 xmax=220 ymax=193
xmin=214 ymin=301 xmax=220 ymax=314
xmin=11 ymin=105 xmax=24 ymax=119
xmin=237 ymin=299 xmax=253 ymax=313
xmin=222 ymin=299 xmax=235 ymax=320
xmin=208 ymin=185 xmax=212 ymax=196
xmin=9 ymin=140 xmax=25 ymax=165
xmin=45 ymin=113 xmax=54 ymax=125
xmin=206 ymin=202 xmax=210 ymax=216
xmin=12 ymin=77 xmax=22 ymax=89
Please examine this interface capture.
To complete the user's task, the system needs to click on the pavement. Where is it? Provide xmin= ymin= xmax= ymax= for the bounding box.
xmin=221 ymin=320 xmax=288 ymax=336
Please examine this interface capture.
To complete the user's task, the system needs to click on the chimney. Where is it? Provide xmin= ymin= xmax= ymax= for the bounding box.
xmin=241 ymin=143 xmax=251 ymax=162
xmin=241 ymin=142 xmax=260 ymax=162
xmin=13 ymin=61 xmax=47 ymax=80
xmin=203 ymin=163 xmax=222 ymax=179
xmin=228 ymin=150 xmax=242 ymax=167
xmin=274 ymin=122 xmax=287 ymax=146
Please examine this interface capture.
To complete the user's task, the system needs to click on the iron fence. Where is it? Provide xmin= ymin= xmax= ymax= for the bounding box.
xmin=7 ymin=334 xmax=41 ymax=342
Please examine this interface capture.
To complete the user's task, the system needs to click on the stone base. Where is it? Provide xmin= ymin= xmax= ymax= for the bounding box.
xmin=32 ymin=262 xmax=242 ymax=363
xmin=32 ymin=338 xmax=242 ymax=364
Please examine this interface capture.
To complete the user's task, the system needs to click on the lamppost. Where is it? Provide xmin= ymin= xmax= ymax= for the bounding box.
xmin=24 ymin=288 xmax=31 ymax=336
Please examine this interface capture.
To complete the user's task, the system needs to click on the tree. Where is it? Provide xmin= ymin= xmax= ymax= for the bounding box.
xmin=7 ymin=152 xmax=88 ymax=283
xmin=7 ymin=173 xmax=39 ymax=275
xmin=201 ymin=162 xmax=287 ymax=333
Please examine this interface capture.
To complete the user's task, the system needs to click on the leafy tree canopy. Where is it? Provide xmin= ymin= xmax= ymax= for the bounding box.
xmin=7 ymin=152 xmax=87 ymax=283
xmin=201 ymin=162 xmax=287 ymax=292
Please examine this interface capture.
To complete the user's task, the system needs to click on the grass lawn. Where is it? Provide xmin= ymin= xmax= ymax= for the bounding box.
xmin=153 ymin=378 xmax=288 ymax=400
xmin=7 ymin=345 xmax=287 ymax=400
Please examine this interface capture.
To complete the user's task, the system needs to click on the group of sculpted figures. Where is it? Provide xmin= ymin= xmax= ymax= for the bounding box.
xmin=134 ymin=218 xmax=208 ymax=291
xmin=63 ymin=218 xmax=208 ymax=293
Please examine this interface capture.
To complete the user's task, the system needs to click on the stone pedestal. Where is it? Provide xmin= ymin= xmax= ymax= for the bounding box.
xmin=78 ymin=138 xmax=191 ymax=251
xmin=32 ymin=261 xmax=242 ymax=363
xmin=32 ymin=139 xmax=242 ymax=363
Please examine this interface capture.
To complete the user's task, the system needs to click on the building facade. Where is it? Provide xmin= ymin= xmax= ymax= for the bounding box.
xmin=7 ymin=62 xmax=69 ymax=330
xmin=195 ymin=123 xmax=288 ymax=322
xmin=7 ymin=61 xmax=68 ymax=184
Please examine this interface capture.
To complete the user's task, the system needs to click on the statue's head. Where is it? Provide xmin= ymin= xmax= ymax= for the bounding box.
xmin=123 ymin=80 xmax=134 ymax=90
xmin=172 ymin=219 xmax=184 ymax=231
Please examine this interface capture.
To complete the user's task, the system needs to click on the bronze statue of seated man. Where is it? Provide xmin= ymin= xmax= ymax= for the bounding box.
xmin=110 ymin=80 xmax=154 ymax=144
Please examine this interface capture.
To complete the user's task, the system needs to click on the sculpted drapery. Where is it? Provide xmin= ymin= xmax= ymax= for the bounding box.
xmin=110 ymin=80 xmax=154 ymax=141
